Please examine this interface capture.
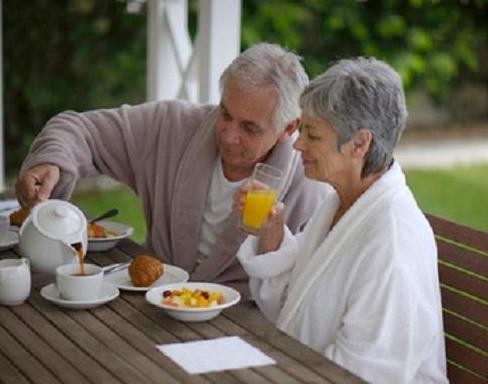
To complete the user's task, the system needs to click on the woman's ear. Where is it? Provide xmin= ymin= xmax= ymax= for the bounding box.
xmin=277 ymin=118 xmax=300 ymax=143
xmin=351 ymin=129 xmax=373 ymax=158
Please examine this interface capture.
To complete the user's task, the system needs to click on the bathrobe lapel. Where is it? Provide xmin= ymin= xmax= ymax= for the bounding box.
xmin=170 ymin=109 xmax=219 ymax=272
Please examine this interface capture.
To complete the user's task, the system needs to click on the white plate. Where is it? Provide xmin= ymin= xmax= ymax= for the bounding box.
xmin=0 ymin=229 xmax=19 ymax=251
xmin=104 ymin=263 xmax=189 ymax=292
xmin=145 ymin=282 xmax=241 ymax=322
xmin=40 ymin=282 xmax=119 ymax=309
xmin=87 ymin=220 xmax=134 ymax=252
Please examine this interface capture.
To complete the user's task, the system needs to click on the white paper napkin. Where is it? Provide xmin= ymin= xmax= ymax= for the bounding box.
xmin=157 ymin=336 xmax=276 ymax=374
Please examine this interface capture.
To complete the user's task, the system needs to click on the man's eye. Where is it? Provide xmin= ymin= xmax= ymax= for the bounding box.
xmin=243 ymin=123 xmax=259 ymax=134
xmin=221 ymin=110 xmax=232 ymax=121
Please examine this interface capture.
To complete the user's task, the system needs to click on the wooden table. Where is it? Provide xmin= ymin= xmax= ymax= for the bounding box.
xmin=0 ymin=238 xmax=365 ymax=384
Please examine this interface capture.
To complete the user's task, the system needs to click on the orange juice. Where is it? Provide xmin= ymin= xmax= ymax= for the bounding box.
xmin=242 ymin=189 xmax=278 ymax=231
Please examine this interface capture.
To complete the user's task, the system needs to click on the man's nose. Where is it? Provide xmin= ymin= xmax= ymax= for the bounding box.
xmin=221 ymin=124 xmax=240 ymax=144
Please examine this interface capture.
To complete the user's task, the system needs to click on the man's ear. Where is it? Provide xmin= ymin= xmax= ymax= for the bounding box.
xmin=351 ymin=129 xmax=373 ymax=158
xmin=277 ymin=118 xmax=300 ymax=143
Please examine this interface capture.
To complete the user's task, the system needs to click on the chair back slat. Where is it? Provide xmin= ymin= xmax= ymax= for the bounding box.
xmin=447 ymin=363 xmax=487 ymax=384
xmin=445 ymin=338 xmax=488 ymax=378
xmin=438 ymin=263 xmax=487 ymax=300
xmin=426 ymin=214 xmax=488 ymax=383
xmin=440 ymin=288 xmax=487 ymax=327
xmin=443 ymin=311 xmax=488 ymax=351
xmin=437 ymin=240 xmax=488 ymax=276
xmin=427 ymin=214 xmax=488 ymax=251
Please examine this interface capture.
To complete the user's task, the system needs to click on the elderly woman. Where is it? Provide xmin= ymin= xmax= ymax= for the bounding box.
xmin=236 ymin=58 xmax=448 ymax=383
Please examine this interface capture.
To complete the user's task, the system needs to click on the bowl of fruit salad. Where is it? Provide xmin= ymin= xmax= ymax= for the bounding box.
xmin=145 ymin=282 xmax=241 ymax=322
xmin=87 ymin=220 xmax=134 ymax=252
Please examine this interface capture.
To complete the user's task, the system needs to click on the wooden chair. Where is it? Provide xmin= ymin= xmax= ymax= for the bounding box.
xmin=426 ymin=214 xmax=488 ymax=384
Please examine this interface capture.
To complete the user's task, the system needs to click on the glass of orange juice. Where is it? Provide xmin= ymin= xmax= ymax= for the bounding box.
xmin=241 ymin=163 xmax=283 ymax=234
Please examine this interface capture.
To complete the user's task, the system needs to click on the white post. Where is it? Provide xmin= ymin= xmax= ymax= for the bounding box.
xmin=0 ymin=0 xmax=4 ymax=192
xmin=197 ymin=0 xmax=241 ymax=103
xmin=147 ymin=0 xmax=195 ymax=101
xmin=146 ymin=0 xmax=241 ymax=104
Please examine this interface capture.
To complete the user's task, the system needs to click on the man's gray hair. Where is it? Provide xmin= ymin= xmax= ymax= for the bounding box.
xmin=220 ymin=43 xmax=309 ymax=132
xmin=300 ymin=57 xmax=408 ymax=177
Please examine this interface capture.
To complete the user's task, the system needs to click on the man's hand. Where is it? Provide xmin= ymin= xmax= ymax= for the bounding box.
xmin=15 ymin=164 xmax=60 ymax=208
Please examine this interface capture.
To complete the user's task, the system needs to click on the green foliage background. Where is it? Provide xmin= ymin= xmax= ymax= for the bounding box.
xmin=4 ymin=0 xmax=487 ymax=176
xmin=4 ymin=0 xmax=147 ymax=174
xmin=242 ymin=0 xmax=487 ymax=100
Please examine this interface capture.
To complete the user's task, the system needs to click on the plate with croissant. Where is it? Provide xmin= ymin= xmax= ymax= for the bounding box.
xmin=104 ymin=255 xmax=189 ymax=291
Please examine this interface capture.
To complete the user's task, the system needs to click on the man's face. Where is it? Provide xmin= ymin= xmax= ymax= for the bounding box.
xmin=215 ymin=81 xmax=284 ymax=176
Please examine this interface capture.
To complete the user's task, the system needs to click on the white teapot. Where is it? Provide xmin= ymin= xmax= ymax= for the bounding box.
xmin=19 ymin=199 xmax=88 ymax=274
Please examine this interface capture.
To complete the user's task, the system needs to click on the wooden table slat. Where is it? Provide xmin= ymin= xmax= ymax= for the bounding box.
xmin=0 ymin=350 xmax=31 ymax=384
xmin=0 ymin=315 xmax=62 ymax=384
xmin=26 ymin=293 xmax=159 ymax=384
xmin=11 ymin=300 xmax=120 ymax=384
xmin=0 ymin=304 xmax=89 ymax=384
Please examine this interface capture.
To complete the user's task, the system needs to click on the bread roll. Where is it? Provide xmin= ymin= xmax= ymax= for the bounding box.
xmin=128 ymin=255 xmax=163 ymax=287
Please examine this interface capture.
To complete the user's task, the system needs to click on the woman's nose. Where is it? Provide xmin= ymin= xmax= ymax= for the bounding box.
xmin=293 ymin=135 xmax=304 ymax=151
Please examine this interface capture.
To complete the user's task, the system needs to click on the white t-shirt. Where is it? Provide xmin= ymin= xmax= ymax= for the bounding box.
xmin=197 ymin=159 xmax=247 ymax=262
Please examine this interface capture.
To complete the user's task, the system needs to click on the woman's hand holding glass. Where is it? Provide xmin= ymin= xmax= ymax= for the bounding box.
xmin=233 ymin=179 xmax=285 ymax=254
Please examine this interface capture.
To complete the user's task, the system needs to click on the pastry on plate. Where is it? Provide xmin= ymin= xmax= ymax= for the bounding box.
xmin=128 ymin=255 xmax=163 ymax=287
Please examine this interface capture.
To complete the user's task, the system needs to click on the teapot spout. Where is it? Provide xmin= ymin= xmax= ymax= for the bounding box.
xmin=58 ymin=241 xmax=82 ymax=262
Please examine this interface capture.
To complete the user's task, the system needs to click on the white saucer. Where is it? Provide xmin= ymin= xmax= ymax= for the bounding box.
xmin=40 ymin=282 xmax=119 ymax=309
xmin=104 ymin=264 xmax=189 ymax=292
xmin=0 ymin=230 xmax=19 ymax=251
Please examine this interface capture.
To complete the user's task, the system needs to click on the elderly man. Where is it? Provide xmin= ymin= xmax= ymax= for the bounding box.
xmin=15 ymin=43 xmax=329 ymax=296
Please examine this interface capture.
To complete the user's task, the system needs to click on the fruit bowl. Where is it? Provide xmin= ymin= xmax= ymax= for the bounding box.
xmin=145 ymin=282 xmax=241 ymax=322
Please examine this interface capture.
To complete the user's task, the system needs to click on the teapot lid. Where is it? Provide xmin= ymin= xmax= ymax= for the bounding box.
xmin=32 ymin=199 xmax=86 ymax=243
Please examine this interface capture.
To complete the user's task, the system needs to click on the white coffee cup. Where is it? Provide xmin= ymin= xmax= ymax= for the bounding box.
xmin=56 ymin=263 xmax=103 ymax=301
xmin=0 ymin=258 xmax=31 ymax=306
xmin=0 ymin=215 xmax=9 ymax=242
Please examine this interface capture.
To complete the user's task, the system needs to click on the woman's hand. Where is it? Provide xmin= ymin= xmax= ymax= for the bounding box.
xmin=233 ymin=179 xmax=286 ymax=253
xmin=257 ymin=202 xmax=285 ymax=254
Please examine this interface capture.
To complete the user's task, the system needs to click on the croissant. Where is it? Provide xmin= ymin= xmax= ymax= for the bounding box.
xmin=128 ymin=255 xmax=164 ymax=287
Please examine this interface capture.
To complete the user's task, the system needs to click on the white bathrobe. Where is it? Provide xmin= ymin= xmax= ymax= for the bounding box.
xmin=238 ymin=163 xmax=448 ymax=384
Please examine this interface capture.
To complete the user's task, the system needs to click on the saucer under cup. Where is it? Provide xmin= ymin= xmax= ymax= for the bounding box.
xmin=56 ymin=263 xmax=103 ymax=301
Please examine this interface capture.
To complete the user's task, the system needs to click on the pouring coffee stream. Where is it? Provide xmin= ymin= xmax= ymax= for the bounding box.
xmin=72 ymin=242 xmax=85 ymax=275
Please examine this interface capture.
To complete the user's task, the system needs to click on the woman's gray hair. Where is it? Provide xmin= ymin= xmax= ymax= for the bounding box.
xmin=300 ymin=57 xmax=408 ymax=177
xmin=219 ymin=43 xmax=309 ymax=132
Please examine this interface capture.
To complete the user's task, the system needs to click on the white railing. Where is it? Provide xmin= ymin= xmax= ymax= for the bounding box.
xmin=146 ymin=0 xmax=241 ymax=103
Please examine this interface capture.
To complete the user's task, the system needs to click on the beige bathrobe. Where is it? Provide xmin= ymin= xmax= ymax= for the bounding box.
xmin=21 ymin=100 xmax=329 ymax=295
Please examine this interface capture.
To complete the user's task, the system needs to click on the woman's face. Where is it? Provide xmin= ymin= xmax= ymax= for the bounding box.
xmin=293 ymin=113 xmax=355 ymax=186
